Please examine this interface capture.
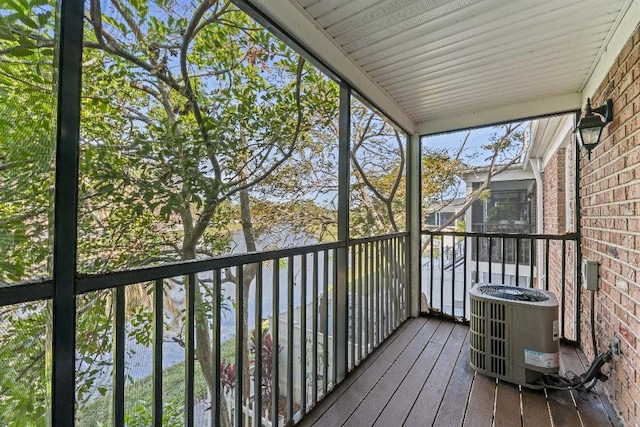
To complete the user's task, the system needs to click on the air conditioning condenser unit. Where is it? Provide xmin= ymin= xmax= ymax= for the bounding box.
xmin=469 ymin=284 xmax=559 ymax=388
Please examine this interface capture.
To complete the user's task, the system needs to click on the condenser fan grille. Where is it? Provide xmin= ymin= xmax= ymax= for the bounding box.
xmin=477 ymin=285 xmax=549 ymax=302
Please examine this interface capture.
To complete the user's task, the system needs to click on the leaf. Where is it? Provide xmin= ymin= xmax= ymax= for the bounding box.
xmin=29 ymin=0 xmax=50 ymax=7
xmin=18 ymin=15 xmax=39 ymax=29
xmin=4 ymin=0 xmax=27 ymax=15
xmin=99 ymin=183 xmax=114 ymax=194
xmin=6 ymin=46 xmax=34 ymax=57
xmin=37 ymin=11 xmax=51 ymax=27
xmin=1 ymin=12 xmax=21 ymax=25
xmin=0 ymin=27 xmax=16 ymax=41
xmin=159 ymin=204 xmax=172 ymax=219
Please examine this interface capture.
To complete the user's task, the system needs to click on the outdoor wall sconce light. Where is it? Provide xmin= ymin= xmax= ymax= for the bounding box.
xmin=576 ymin=98 xmax=613 ymax=159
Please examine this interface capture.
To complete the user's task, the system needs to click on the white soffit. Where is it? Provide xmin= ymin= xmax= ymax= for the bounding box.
xmin=248 ymin=0 xmax=415 ymax=132
xmin=581 ymin=0 xmax=640 ymax=104
xmin=260 ymin=0 xmax=637 ymax=135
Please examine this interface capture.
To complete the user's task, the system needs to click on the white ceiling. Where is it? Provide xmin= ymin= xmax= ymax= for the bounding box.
xmin=252 ymin=0 xmax=639 ymax=134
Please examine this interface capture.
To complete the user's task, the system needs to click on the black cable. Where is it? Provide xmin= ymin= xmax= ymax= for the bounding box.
xmin=534 ymin=349 xmax=612 ymax=391
xmin=591 ymin=290 xmax=598 ymax=357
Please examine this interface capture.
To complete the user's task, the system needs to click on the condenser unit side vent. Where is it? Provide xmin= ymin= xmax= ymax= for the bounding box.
xmin=489 ymin=302 xmax=507 ymax=377
xmin=470 ymin=298 xmax=486 ymax=371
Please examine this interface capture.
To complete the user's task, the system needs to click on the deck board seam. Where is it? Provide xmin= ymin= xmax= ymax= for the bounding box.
xmin=569 ymin=390 xmax=586 ymax=427
xmin=462 ymin=371 xmax=475 ymax=426
xmin=341 ymin=319 xmax=441 ymax=426
xmin=576 ymin=348 xmax=622 ymax=427
xmin=543 ymin=389 xmax=554 ymax=427
xmin=299 ymin=319 xmax=618 ymax=427
xmin=426 ymin=326 xmax=470 ymax=427
xmin=368 ymin=320 xmax=454 ymax=426
xmin=491 ymin=378 xmax=498 ymax=427
xmin=562 ymin=345 xmax=617 ymax=427
xmin=402 ymin=323 xmax=453 ymax=426
xmin=518 ymin=385 xmax=524 ymax=427
xmin=399 ymin=321 xmax=456 ymax=426
xmin=402 ymin=322 xmax=468 ymax=426
xmin=297 ymin=317 xmax=414 ymax=425
xmin=461 ymin=372 xmax=478 ymax=426
xmin=368 ymin=320 xmax=447 ymax=426
xmin=308 ymin=318 xmax=428 ymax=426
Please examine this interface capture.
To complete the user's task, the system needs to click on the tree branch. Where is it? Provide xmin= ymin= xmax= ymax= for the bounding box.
xmin=224 ymin=57 xmax=306 ymax=197
xmin=85 ymin=2 xmax=182 ymax=93
xmin=349 ymin=115 xmax=393 ymax=204
xmin=179 ymin=0 xmax=222 ymax=182
xmin=421 ymin=124 xmax=526 ymax=253
xmin=129 ymin=81 xmax=162 ymax=102
xmin=109 ymin=0 xmax=145 ymax=43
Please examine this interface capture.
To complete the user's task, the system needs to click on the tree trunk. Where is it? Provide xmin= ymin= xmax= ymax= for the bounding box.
xmin=184 ymin=229 xmax=232 ymax=427
xmin=239 ymin=181 xmax=257 ymax=404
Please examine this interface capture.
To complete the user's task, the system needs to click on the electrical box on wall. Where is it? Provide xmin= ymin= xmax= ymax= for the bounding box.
xmin=582 ymin=259 xmax=599 ymax=291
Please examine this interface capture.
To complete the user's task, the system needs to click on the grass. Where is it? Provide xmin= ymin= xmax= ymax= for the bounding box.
xmin=76 ymin=339 xmax=237 ymax=426
xmin=76 ymin=361 xmax=207 ymax=426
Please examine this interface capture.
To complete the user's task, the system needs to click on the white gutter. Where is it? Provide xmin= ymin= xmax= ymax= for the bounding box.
xmin=530 ymin=158 xmax=545 ymax=290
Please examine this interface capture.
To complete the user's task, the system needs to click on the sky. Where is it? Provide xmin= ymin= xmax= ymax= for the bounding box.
xmin=422 ymin=126 xmax=504 ymax=166
xmin=421 ymin=123 xmax=528 ymax=198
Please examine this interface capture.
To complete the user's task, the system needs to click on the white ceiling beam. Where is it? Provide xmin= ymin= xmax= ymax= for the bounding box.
xmin=581 ymin=0 xmax=640 ymax=102
xmin=415 ymin=92 xmax=581 ymax=136
xmin=248 ymin=0 xmax=416 ymax=133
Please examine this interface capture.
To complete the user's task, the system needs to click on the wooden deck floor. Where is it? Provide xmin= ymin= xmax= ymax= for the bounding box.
xmin=300 ymin=317 xmax=620 ymax=427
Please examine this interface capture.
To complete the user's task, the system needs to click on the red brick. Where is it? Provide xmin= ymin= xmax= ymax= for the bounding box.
xmin=556 ymin=25 xmax=640 ymax=427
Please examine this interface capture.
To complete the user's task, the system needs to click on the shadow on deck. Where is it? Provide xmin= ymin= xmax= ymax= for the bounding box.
xmin=300 ymin=317 xmax=620 ymax=427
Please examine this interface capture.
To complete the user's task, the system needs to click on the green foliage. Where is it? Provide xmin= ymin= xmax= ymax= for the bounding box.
xmin=75 ymin=292 xmax=118 ymax=404
xmin=422 ymin=150 xmax=461 ymax=200
xmin=72 ymin=0 xmax=338 ymax=271
xmin=482 ymin=126 xmax=525 ymax=163
xmin=0 ymin=0 xmax=56 ymax=284
xmin=76 ymin=338 xmax=236 ymax=426
xmin=124 ymin=398 xmax=184 ymax=427
xmin=487 ymin=202 xmax=519 ymax=222
xmin=0 ymin=0 xmax=404 ymax=424
xmin=76 ymin=361 xmax=208 ymax=427
xmin=0 ymin=302 xmax=48 ymax=425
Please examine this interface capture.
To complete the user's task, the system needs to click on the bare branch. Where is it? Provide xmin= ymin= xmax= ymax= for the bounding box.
xmin=421 ymin=123 xmax=527 ymax=253
xmin=109 ymin=0 xmax=145 ymax=43
xmin=129 ymin=81 xmax=162 ymax=102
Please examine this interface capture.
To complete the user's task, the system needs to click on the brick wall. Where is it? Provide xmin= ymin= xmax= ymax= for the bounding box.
xmin=579 ymin=24 xmax=640 ymax=424
xmin=543 ymin=149 xmax=566 ymax=234
xmin=542 ymin=148 xmax=576 ymax=340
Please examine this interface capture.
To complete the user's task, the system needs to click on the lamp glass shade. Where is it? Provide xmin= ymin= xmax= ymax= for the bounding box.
xmin=579 ymin=126 xmax=602 ymax=147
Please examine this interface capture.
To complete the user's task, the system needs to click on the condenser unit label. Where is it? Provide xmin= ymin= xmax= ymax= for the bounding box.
xmin=524 ymin=349 xmax=559 ymax=368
